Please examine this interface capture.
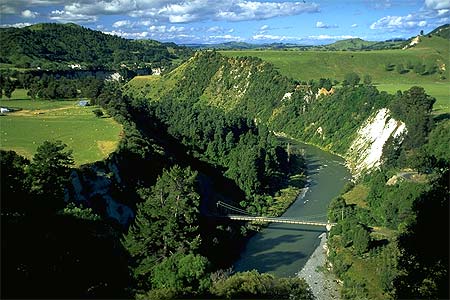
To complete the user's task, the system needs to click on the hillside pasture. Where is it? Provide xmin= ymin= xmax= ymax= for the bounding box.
xmin=221 ymin=48 xmax=449 ymax=114
xmin=376 ymin=83 xmax=449 ymax=114
xmin=221 ymin=49 xmax=448 ymax=83
xmin=0 ymin=98 xmax=122 ymax=165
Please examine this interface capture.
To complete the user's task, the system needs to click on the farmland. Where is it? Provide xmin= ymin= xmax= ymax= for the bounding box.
xmin=221 ymin=42 xmax=449 ymax=113
xmin=0 ymin=89 xmax=122 ymax=165
xmin=376 ymin=82 xmax=449 ymax=114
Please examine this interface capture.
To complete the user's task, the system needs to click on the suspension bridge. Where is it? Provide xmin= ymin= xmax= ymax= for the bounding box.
xmin=216 ymin=201 xmax=335 ymax=231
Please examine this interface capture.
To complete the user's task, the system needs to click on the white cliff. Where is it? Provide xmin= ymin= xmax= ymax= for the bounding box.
xmin=346 ymin=108 xmax=406 ymax=176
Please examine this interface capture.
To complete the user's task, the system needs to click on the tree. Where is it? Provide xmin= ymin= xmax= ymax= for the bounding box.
xmin=390 ymin=86 xmax=435 ymax=149
xmin=0 ymin=150 xmax=31 ymax=213
xmin=396 ymin=63 xmax=406 ymax=74
xmin=28 ymin=140 xmax=74 ymax=210
xmin=353 ymin=225 xmax=370 ymax=255
xmin=122 ymin=166 xmax=201 ymax=288
xmin=343 ymin=72 xmax=360 ymax=86
xmin=363 ymin=74 xmax=372 ymax=85
xmin=149 ymin=253 xmax=210 ymax=297
xmin=2 ymin=76 xmax=16 ymax=98
xmin=414 ymin=63 xmax=426 ymax=75
xmin=92 ymin=108 xmax=104 ymax=118
xmin=210 ymin=270 xmax=314 ymax=299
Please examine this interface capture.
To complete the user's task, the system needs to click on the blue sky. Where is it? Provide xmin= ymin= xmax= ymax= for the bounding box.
xmin=0 ymin=0 xmax=449 ymax=44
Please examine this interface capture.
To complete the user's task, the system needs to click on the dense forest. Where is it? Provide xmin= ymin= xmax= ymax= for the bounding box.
xmin=0 ymin=23 xmax=192 ymax=70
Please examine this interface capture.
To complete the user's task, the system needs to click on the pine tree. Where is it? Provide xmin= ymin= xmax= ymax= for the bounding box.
xmin=122 ymin=165 xmax=201 ymax=288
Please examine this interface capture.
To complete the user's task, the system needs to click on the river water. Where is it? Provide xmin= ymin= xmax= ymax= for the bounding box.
xmin=234 ymin=142 xmax=351 ymax=277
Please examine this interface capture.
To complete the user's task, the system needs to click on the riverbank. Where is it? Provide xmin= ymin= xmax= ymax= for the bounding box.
xmin=298 ymin=233 xmax=341 ymax=300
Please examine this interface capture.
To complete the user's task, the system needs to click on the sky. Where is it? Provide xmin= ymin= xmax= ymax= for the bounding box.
xmin=0 ymin=0 xmax=449 ymax=45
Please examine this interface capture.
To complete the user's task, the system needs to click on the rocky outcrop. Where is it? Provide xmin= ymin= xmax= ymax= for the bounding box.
xmin=346 ymin=108 xmax=406 ymax=176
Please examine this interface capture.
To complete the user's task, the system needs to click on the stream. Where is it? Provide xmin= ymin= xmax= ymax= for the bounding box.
xmin=234 ymin=142 xmax=351 ymax=277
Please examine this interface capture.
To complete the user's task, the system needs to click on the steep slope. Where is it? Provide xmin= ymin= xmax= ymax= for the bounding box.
xmin=0 ymin=23 xmax=192 ymax=69
xmin=126 ymin=51 xmax=412 ymax=176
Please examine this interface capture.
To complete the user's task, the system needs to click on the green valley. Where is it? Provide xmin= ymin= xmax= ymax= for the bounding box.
xmin=1 ymin=20 xmax=449 ymax=300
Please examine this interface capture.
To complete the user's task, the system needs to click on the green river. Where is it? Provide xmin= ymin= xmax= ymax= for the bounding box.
xmin=234 ymin=142 xmax=351 ymax=277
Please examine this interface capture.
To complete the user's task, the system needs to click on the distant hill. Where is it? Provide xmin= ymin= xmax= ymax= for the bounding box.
xmin=186 ymin=38 xmax=406 ymax=51
xmin=186 ymin=41 xmax=310 ymax=50
xmin=428 ymin=24 xmax=450 ymax=39
xmin=0 ymin=23 xmax=192 ymax=70
xmin=320 ymin=38 xmax=405 ymax=51
xmin=321 ymin=38 xmax=377 ymax=50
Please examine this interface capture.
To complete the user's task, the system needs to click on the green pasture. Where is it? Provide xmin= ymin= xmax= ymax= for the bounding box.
xmin=221 ymin=49 xmax=449 ymax=114
xmin=0 ymin=97 xmax=122 ymax=165
xmin=377 ymin=83 xmax=449 ymax=114
xmin=221 ymin=49 xmax=448 ymax=84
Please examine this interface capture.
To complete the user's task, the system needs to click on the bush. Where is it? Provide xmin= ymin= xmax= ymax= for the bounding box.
xmin=92 ymin=108 xmax=104 ymax=118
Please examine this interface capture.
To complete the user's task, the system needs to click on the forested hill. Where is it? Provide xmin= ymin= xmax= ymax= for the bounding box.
xmin=0 ymin=23 xmax=192 ymax=70
xmin=126 ymin=51 xmax=391 ymax=156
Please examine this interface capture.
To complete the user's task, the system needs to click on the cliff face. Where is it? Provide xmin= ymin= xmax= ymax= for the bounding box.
xmin=346 ymin=108 xmax=407 ymax=176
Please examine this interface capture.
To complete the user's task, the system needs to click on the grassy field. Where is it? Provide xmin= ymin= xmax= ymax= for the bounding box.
xmin=376 ymin=83 xmax=449 ymax=114
xmin=342 ymin=184 xmax=369 ymax=208
xmin=0 ymin=91 xmax=122 ymax=165
xmin=221 ymin=46 xmax=449 ymax=114
xmin=221 ymin=49 xmax=448 ymax=83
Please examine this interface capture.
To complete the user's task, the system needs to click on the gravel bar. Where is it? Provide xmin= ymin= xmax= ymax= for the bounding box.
xmin=297 ymin=233 xmax=341 ymax=300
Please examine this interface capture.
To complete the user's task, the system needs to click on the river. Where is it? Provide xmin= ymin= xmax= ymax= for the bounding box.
xmin=234 ymin=142 xmax=351 ymax=277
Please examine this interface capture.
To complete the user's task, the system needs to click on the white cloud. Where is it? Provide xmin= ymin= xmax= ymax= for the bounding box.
xmin=0 ymin=0 xmax=65 ymax=14
xmin=21 ymin=9 xmax=38 ymax=18
xmin=260 ymin=24 xmax=269 ymax=30
xmin=425 ymin=0 xmax=450 ymax=10
xmin=351 ymin=23 xmax=358 ymax=27
xmin=0 ymin=22 xmax=33 ymax=28
xmin=50 ymin=9 xmax=97 ymax=22
xmin=209 ymin=34 xmax=243 ymax=41
xmin=39 ymin=0 xmax=319 ymax=23
xmin=252 ymin=34 xmax=283 ymax=40
xmin=104 ymin=30 xmax=149 ymax=39
xmin=370 ymin=0 xmax=449 ymax=32
xmin=112 ymin=20 xmax=131 ymax=28
xmin=308 ymin=34 xmax=357 ymax=40
xmin=316 ymin=21 xmax=338 ymax=28
xmin=207 ymin=26 xmax=222 ymax=32
xmin=370 ymin=14 xmax=429 ymax=30
xmin=437 ymin=8 xmax=450 ymax=15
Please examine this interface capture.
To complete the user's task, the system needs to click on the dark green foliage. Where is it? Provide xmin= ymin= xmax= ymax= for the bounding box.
xmin=92 ymin=108 xmax=104 ymax=118
xmin=0 ymin=73 xmax=16 ymax=98
xmin=343 ymin=72 xmax=361 ymax=86
xmin=425 ymin=120 xmax=450 ymax=163
xmin=353 ymin=225 xmax=370 ymax=255
xmin=28 ymin=140 xmax=74 ymax=210
xmin=414 ymin=63 xmax=426 ymax=75
xmin=395 ymin=169 xmax=449 ymax=299
xmin=122 ymin=166 xmax=201 ymax=289
xmin=390 ymin=86 xmax=435 ymax=149
xmin=363 ymin=74 xmax=372 ymax=85
xmin=385 ymin=63 xmax=395 ymax=71
xmin=0 ymin=23 xmax=191 ymax=70
xmin=396 ymin=63 xmax=407 ymax=74
xmin=149 ymin=90 xmax=292 ymax=210
xmin=210 ymin=270 xmax=314 ymax=299
xmin=148 ymin=253 xmax=210 ymax=297
xmin=0 ymin=150 xmax=31 ymax=213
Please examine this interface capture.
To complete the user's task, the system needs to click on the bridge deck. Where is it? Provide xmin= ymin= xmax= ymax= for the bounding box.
xmin=226 ymin=215 xmax=335 ymax=227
